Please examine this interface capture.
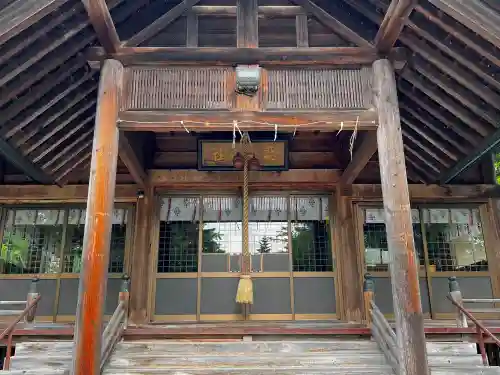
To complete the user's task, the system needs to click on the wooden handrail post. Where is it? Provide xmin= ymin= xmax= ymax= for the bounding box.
xmin=449 ymin=276 xmax=467 ymax=328
xmin=25 ymin=277 xmax=39 ymax=323
xmin=71 ymin=59 xmax=124 ymax=375
xmin=373 ymin=58 xmax=429 ymax=375
xmin=120 ymin=274 xmax=130 ymax=325
xmin=363 ymin=273 xmax=375 ymax=326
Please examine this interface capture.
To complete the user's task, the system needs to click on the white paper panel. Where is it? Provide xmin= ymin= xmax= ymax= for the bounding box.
xmin=202 ymin=196 xmax=242 ymax=222
xmin=160 ymin=197 xmax=200 ymax=222
xmin=423 ymin=209 xmax=450 ymax=224
xmin=6 ymin=208 xmax=127 ymax=226
xmin=250 ymin=196 xmax=287 ymax=221
xmin=365 ymin=208 xmax=385 ymax=223
xmin=365 ymin=208 xmax=420 ymax=224
xmin=290 ymin=196 xmax=328 ymax=221
xmin=450 ymin=208 xmax=472 ymax=224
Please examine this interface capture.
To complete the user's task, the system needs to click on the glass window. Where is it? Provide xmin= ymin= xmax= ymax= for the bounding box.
xmin=424 ymin=208 xmax=487 ymax=272
xmin=201 ymin=196 xmax=242 ymax=255
xmin=0 ymin=207 xmax=129 ymax=275
xmin=290 ymin=196 xmax=332 ymax=272
xmin=363 ymin=208 xmax=424 ymax=272
xmin=63 ymin=208 xmax=128 ymax=274
xmin=249 ymin=196 xmax=288 ymax=255
xmin=1 ymin=209 xmax=65 ymax=274
xmin=157 ymin=197 xmax=200 ymax=273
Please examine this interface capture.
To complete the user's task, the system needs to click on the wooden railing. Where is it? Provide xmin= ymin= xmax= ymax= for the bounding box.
xmin=364 ymin=274 xmax=399 ymax=375
xmin=0 ymin=278 xmax=41 ymax=370
xmin=100 ymin=274 xmax=130 ymax=371
xmin=448 ymin=276 xmax=500 ymax=366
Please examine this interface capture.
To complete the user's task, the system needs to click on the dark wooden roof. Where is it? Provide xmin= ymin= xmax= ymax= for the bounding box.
xmin=0 ymin=0 xmax=499 ymax=185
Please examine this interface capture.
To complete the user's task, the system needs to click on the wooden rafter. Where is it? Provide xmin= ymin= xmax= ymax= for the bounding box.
xmin=81 ymin=0 xmax=120 ymax=53
xmin=0 ymin=0 xmax=70 ymax=46
xmin=400 ymin=69 xmax=492 ymax=138
xmin=290 ymin=0 xmax=373 ymax=47
xmin=118 ymin=132 xmax=147 ymax=189
xmin=0 ymin=138 xmax=53 ymax=184
xmin=124 ymin=0 xmax=201 ymax=47
xmin=338 ymin=132 xmax=378 ymax=185
xmin=375 ymin=0 xmax=417 ymax=53
xmin=440 ymin=126 xmax=500 ymax=184
xmin=428 ymin=0 xmax=500 ymax=49
xmin=0 ymin=0 xmax=150 ymax=107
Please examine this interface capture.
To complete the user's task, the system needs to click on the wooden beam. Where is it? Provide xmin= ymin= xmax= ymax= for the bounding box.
xmin=427 ymin=0 xmax=500 ymax=49
xmin=333 ymin=190 xmax=364 ymax=321
xmin=55 ymin=151 xmax=92 ymax=185
xmin=186 ymin=12 xmax=198 ymax=47
xmin=3 ymin=74 xmax=94 ymax=138
xmin=375 ymin=0 xmax=417 ymax=53
xmin=397 ymin=84 xmax=481 ymax=147
xmin=0 ymin=184 xmax=136 ymax=203
xmin=439 ymin=127 xmax=500 ymax=184
xmin=338 ymin=132 xmax=377 ymax=185
xmin=11 ymin=86 xmax=97 ymax=148
xmin=151 ymin=169 xmax=341 ymax=189
xmin=1 ymin=62 xmax=86 ymax=124
xmin=118 ymin=131 xmax=147 ymax=188
xmin=87 ymin=46 xmax=407 ymax=67
xmin=400 ymin=70 xmax=491 ymax=138
xmin=24 ymin=102 xmax=96 ymax=156
xmin=373 ymin=58 xmax=429 ymax=375
xmin=0 ymin=0 xmax=142 ymax=107
xmin=118 ymin=109 xmax=378 ymax=132
xmin=71 ymin=59 xmax=123 ymax=375
xmin=42 ymin=128 xmax=94 ymax=169
xmin=191 ymin=5 xmax=304 ymax=16
xmin=295 ymin=14 xmax=309 ymax=47
xmin=237 ymin=0 xmax=258 ymax=48
xmin=290 ymin=0 xmax=373 ymax=47
xmin=0 ymin=0 xmax=70 ymax=46
xmin=124 ymin=0 xmax=201 ymax=47
xmin=0 ymin=137 xmax=53 ymax=184
xmin=345 ymin=184 xmax=498 ymax=200
xmin=81 ymin=0 xmax=120 ymax=53
xmin=129 ymin=183 xmax=154 ymax=324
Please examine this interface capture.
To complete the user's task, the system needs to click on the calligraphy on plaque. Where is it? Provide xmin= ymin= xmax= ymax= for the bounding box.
xmin=198 ymin=140 xmax=288 ymax=171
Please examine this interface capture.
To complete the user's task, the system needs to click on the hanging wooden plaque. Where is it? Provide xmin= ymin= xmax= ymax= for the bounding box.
xmin=198 ymin=140 xmax=288 ymax=171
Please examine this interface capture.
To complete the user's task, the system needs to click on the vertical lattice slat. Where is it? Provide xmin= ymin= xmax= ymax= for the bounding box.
xmin=124 ymin=67 xmax=233 ymax=110
xmin=265 ymin=68 xmax=373 ymax=110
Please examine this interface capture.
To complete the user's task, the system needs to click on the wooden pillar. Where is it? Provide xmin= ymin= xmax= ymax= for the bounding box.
xmin=71 ymin=59 xmax=123 ymax=375
xmin=129 ymin=184 xmax=155 ymax=324
xmin=373 ymin=59 xmax=429 ymax=375
xmin=333 ymin=189 xmax=364 ymax=322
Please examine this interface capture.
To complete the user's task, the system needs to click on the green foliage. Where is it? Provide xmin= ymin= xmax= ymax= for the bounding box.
xmin=202 ymin=227 xmax=224 ymax=253
xmin=0 ymin=232 xmax=30 ymax=271
xmin=495 ymin=152 xmax=500 ymax=184
xmin=257 ymin=236 xmax=272 ymax=253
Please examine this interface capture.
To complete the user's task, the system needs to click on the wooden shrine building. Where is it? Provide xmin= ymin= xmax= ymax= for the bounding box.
xmin=0 ymin=0 xmax=500 ymax=374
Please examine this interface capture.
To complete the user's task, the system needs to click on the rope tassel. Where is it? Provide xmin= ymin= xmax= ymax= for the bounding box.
xmin=236 ymin=136 xmax=253 ymax=308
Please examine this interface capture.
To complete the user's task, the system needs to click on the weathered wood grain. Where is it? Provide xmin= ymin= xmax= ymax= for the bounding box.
xmin=71 ymin=59 xmax=123 ymax=375
xmin=373 ymin=58 xmax=429 ymax=375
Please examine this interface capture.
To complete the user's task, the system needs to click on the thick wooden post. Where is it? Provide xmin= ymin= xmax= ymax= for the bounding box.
xmin=333 ymin=189 xmax=364 ymax=322
xmin=373 ymin=58 xmax=429 ymax=375
xmin=71 ymin=59 xmax=123 ymax=375
xmin=129 ymin=185 xmax=155 ymax=324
